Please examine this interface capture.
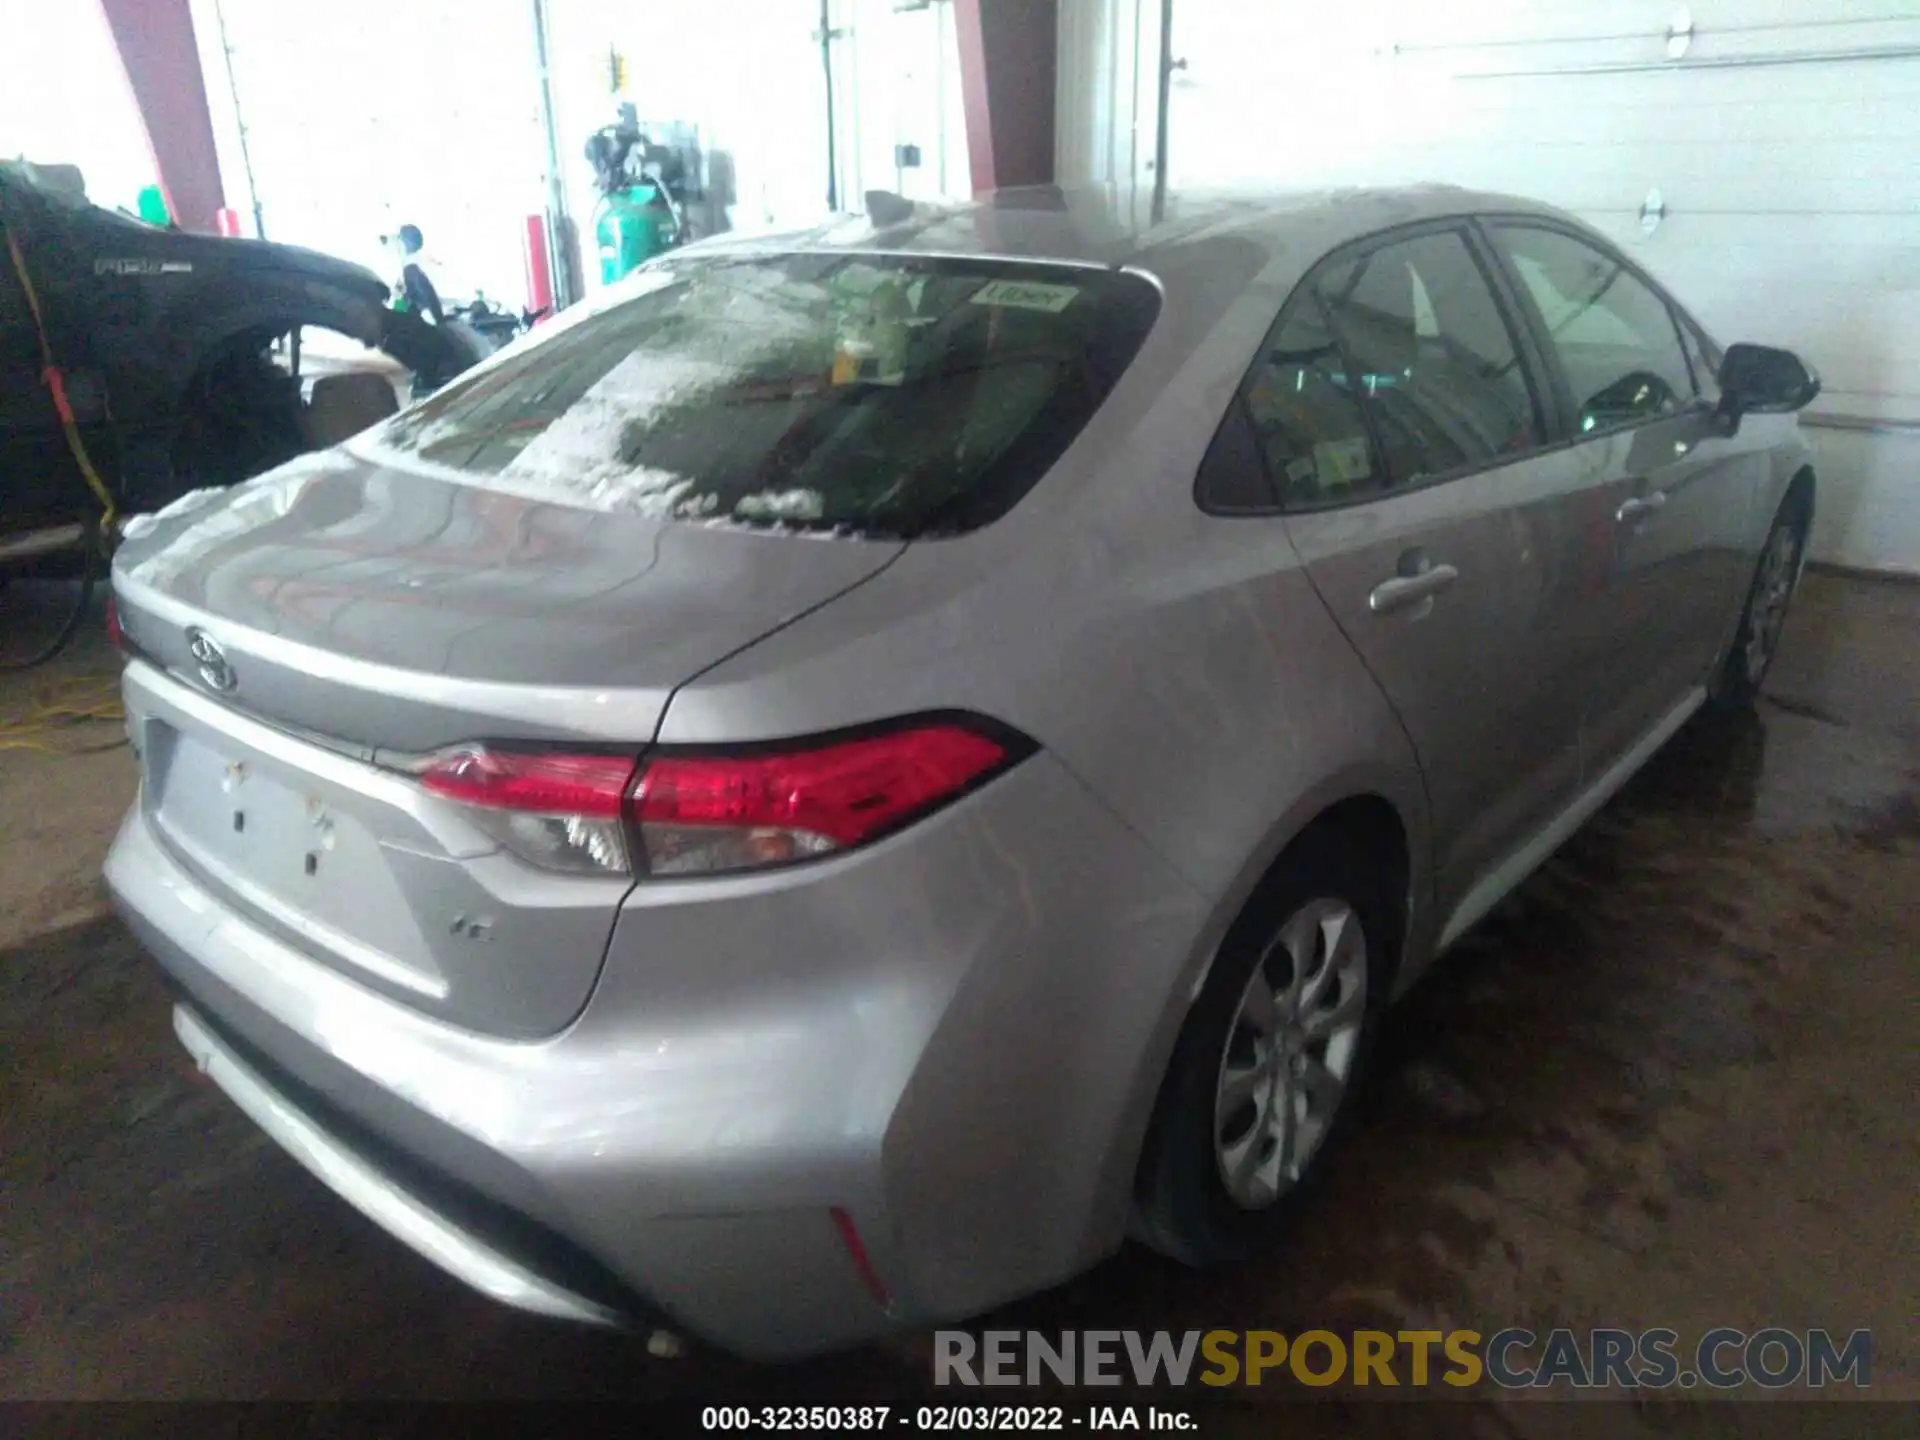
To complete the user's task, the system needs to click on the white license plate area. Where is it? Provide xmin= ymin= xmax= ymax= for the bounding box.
xmin=149 ymin=722 xmax=419 ymax=954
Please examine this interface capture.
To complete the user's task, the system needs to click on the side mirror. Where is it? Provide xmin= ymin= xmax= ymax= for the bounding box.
xmin=1717 ymin=343 xmax=1821 ymax=429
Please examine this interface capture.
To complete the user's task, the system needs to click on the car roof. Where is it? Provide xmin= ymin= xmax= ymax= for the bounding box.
xmin=681 ymin=182 xmax=1571 ymax=281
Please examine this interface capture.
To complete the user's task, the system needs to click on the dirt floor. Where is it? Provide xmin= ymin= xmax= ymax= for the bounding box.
xmin=1 ymin=573 xmax=1914 ymax=1431
xmin=0 ymin=617 xmax=135 ymax=947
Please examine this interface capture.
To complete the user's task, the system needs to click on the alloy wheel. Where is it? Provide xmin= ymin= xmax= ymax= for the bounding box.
xmin=1213 ymin=897 xmax=1368 ymax=1208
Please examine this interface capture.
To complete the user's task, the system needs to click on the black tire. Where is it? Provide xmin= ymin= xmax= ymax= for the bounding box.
xmin=1132 ymin=828 xmax=1396 ymax=1268
xmin=1709 ymin=493 xmax=1810 ymax=714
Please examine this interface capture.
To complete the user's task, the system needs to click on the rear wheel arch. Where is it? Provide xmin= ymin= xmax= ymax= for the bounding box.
xmin=1203 ymin=793 xmax=1413 ymax=1004
xmin=152 ymin=269 xmax=382 ymax=382
xmin=1126 ymin=791 xmax=1412 ymax=1263
xmin=166 ymin=324 xmax=312 ymax=493
xmin=161 ymin=296 xmax=398 ymax=499
xmin=1102 ymin=789 xmax=1415 ymax=1227
xmin=157 ymin=277 xmax=389 ymax=420
xmin=169 ymin=276 xmax=389 ymax=359
xmin=1301 ymin=794 xmax=1410 ymax=969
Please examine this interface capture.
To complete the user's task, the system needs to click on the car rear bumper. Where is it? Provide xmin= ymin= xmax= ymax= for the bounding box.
xmin=106 ymin=741 xmax=1211 ymax=1357
xmin=109 ymin=803 xmax=908 ymax=1355
xmin=168 ymin=1000 xmax=631 ymax=1329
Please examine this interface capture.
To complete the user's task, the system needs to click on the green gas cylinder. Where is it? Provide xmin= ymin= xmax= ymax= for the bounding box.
xmin=594 ymin=184 xmax=675 ymax=285
xmin=136 ymin=184 xmax=171 ymax=226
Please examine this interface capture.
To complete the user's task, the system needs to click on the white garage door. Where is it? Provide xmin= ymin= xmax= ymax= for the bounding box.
xmin=1059 ymin=0 xmax=1920 ymax=576
xmin=189 ymin=0 xmax=547 ymax=308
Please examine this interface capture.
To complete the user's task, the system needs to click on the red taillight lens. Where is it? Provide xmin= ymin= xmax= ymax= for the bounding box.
xmin=418 ymin=748 xmax=640 ymax=876
xmin=413 ymin=720 xmax=1026 ymax=879
xmin=636 ymin=725 xmax=1009 ymax=845
xmin=105 ymin=596 xmax=123 ymax=653
xmin=634 ymin=721 xmax=1022 ymax=877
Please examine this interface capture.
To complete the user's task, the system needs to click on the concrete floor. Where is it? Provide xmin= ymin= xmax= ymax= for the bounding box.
xmin=1 ymin=573 xmax=1914 ymax=1428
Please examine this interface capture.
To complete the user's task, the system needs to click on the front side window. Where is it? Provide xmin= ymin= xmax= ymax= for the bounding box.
xmin=1677 ymin=316 xmax=1723 ymax=403
xmin=374 ymin=254 xmax=1159 ymax=537
xmin=1313 ymin=228 xmax=1542 ymax=489
xmin=1491 ymin=224 xmax=1695 ymax=433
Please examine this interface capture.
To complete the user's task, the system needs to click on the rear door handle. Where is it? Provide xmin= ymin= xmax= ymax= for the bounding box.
xmin=1369 ymin=563 xmax=1460 ymax=614
xmin=1616 ymin=489 xmax=1668 ymax=523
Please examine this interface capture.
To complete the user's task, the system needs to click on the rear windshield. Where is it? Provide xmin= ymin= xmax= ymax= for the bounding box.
xmin=375 ymin=253 xmax=1160 ymax=537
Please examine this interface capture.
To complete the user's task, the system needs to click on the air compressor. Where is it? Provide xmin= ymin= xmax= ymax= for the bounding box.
xmin=584 ymin=104 xmax=698 ymax=284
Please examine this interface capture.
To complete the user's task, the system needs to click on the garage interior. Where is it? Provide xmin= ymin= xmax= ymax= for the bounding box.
xmin=2 ymin=0 xmax=1916 ymax=1421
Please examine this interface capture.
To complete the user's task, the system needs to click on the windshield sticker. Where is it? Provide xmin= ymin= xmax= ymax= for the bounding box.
xmin=969 ymin=278 xmax=1081 ymax=313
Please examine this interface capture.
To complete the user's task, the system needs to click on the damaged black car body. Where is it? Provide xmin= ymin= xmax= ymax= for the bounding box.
xmin=1 ymin=160 xmax=473 ymax=544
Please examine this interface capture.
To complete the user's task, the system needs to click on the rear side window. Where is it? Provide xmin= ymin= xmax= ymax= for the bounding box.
xmin=376 ymin=255 xmax=1160 ymax=537
xmin=1315 ymin=229 xmax=1542 ymax=489
xmin=1193 ymin=398 xmax=1279 ymax=513
xmin=1239 ymin=297 xmax=1383 ymax=506
xmin=1491 ymin=224 xmax=1695 ymax=433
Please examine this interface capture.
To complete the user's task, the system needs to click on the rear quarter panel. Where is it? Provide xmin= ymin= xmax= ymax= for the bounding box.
xmin=653 ymin=230 xmax=1434 ymax=1275
xmin=660 ymin=213 xmax=1435 ymax=964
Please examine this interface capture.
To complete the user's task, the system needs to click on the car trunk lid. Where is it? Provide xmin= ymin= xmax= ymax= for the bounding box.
xmin=112 ymin=447 xmax=902 ymax=752
xmin=113 ymin=448 xmax=901 ymax=1037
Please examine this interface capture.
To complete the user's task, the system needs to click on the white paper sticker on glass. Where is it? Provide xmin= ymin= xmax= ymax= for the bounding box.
xmin=969 ymin=279 xmax=1082 ymax=313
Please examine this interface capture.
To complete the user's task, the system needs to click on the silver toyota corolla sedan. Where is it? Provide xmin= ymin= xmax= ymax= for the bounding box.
xmin=105 ymin=184 xmax=1820 ymax=1357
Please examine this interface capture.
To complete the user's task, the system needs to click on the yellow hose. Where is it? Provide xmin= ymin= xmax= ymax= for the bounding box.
xmin=2 ymin=217 xmax=119 ymax=535
xmin=0 ymin=675 xmax=125 ymax=754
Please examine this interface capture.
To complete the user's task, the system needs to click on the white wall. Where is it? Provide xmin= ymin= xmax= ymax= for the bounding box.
xmin=1058 ymin=0 xmax=1920 ymax=575
xmin=0 ymin=0 xmax=154 ymax=210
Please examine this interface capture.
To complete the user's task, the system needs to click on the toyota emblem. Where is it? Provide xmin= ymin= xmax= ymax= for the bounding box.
xmin=185 ymin=628 xmax=237 ymax=692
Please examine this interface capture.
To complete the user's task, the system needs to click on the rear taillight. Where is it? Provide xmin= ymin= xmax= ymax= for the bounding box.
xmin=419 ymin=748 xmax=639 ymax=876
xmin=105 ymin=596 xmax=123 ymax=653
xmin=413 ymin=719 xmax=1026 ymax=879
xmin=633 ymin=721 xmax=1020 ymax=876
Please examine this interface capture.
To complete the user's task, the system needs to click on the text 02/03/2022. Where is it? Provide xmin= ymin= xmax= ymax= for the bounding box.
xmin=700 ymin=1406 xmax=1196 ymax=1431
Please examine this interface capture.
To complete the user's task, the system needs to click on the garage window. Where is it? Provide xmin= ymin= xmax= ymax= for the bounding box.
xmin=373 ymin=254 xmax=1159 ymax=536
